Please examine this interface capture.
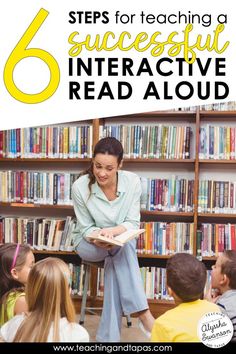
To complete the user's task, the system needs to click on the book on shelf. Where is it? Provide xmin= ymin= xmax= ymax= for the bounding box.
xmin=86 ymin=228 xmax=145 ymax=247
xmin=100 ymin=124 xmax=192 ymax=160
xmin=0 ymin=125 xmax=93 ymax=159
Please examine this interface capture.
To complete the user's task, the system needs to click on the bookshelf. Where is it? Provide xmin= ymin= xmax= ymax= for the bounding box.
xmin=1 ymin=108 xmax=236 ymax=318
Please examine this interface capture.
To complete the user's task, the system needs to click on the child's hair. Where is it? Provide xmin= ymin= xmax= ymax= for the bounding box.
xmin=0 ymin=243 xmax=32 ymax=301
xmin=79 ymin=137 xmax=124 ymax=192
xmin=13 ymin=257 xmax=75 ymax=342
xmin=221 ymin=250 xmax=236 ymax=289
xmin=166 ymin=253 xmax=207 ymax=302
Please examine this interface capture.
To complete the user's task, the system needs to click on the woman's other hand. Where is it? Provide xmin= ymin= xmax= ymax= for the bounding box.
xmin=93 ymin=228 xmax=115 ymax=250
xmin=99 ymin=228 xmax=115 ymax=239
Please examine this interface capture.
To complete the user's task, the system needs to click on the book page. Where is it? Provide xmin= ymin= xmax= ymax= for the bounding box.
xmin=115 ymin=229 xmax=145 ymax=243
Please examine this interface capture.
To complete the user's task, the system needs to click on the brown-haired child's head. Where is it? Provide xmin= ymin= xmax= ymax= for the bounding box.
xmin=166 ymin=253 xmax=207 ymax=302
xmin=0 ymin=243 xmax=35 ymax=300
xmin=211 ymin=250 xmax=236 ymax=292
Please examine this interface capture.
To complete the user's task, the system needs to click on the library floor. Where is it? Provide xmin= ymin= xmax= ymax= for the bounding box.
xmin=76 ymin=314 xmax=149 ymax=342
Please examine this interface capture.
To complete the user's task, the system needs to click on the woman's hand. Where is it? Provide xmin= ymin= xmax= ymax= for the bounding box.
xmin=93 ymin=228 xmax=116 ymax=250
xmin=99 ymin=228 xmax=115 ymax=239
xmin=89 ymin=228 xmax=115 ymax=250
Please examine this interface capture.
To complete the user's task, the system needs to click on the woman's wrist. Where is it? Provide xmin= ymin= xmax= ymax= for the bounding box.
xmin=100 ymin=226 xmax=126 ymax=237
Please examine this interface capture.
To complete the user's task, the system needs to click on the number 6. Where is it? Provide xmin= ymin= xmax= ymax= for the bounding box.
xmin=4 ymin=8 xmax=60 ymax=104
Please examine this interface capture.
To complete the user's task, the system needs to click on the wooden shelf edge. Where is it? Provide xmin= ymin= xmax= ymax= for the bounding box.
xmin=198 ymin=213 xmax=236 ymax=218
xmin=0 ymin=158 xmax=195 ymax=163
xmin=0 ymin=158 xmax=92 ymax=162
xmin=81 ymin=295 xmax=175 ymax=305
xmin=104 ymin=111 xmax=197 ymax=120
xmin=31 ymin=250 xmax=217 ymax=262
xmin=137 ymin=254 xmax=170 ymax=259
xmin=141 ymin=210 xmax=194 ymax=217
xmin=200 ymin=111 xmax=236 ymax=117
xmin=33 ymin=249 xmax=76 ymax=256
xmin=200 ymin=159 xmax=236 ymax=164
xmin=0 ymin=202 xmax=74 ymax=209
xmin=0 ymin=203 xmax=194 ymax=217
xmin=123 ymin=159 xmax=195 ymax=163
xmin=202 ymin=257 xmax=217 ymax=261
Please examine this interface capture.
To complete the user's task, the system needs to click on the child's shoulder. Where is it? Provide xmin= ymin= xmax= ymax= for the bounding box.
xmin=216 ymin=290 xmax=236 ymax=309
xmin=7 ymin=290 xmax=25 ymax=303
xmin=7 ymin=291 xmax=25 ymax=308
xmin=0 ymin=314 xmax=25 ymax=342
xmin=59 ymin=318 xmax=89 ymax=342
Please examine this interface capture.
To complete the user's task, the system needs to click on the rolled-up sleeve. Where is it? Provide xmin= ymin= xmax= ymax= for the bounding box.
xmin=72 ymin=183 xmax=100 ymax=242
xmin=120 ymin=177 xmax=141 ymax=231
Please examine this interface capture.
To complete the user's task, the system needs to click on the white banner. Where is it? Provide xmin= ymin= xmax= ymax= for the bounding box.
xmin=0 ymin=0 xmax=235 ymax=129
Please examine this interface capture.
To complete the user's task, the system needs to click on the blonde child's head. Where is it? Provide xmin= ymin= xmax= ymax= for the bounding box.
xmin=211 ymin=250 xmax=236 ymax=293
xmin=14 ymin=257 xmax=75 ymax=342
xmin=0 ymin=243 xmax=34 ymax=301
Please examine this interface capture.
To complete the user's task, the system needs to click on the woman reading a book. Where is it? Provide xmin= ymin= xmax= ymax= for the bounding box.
xmin=72 ymin=137 xmax=154 ymax=342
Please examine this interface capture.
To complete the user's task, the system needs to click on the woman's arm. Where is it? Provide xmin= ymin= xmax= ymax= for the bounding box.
xmin=119 ymin=176 xmax=142 ymax=230
xmin=72 ymin=183 xmax=101 ymax=239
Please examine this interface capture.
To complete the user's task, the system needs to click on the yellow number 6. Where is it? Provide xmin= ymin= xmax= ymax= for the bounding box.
xmin=4 ymin=8 xmax=60 ymax=104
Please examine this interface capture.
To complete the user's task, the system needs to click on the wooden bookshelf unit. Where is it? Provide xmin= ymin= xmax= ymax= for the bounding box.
xmin=1 ymin=108 xmax=236 ymax=318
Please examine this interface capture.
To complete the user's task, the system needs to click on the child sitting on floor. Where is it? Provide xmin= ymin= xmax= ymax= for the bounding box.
xmin=207 ymin=250 xmax=236 ymax=342
xmin=0 ymin=243 xmax=35 ymax=326
xmin=0 ymin=257 xmax=89 ymax=342
xmin=151 ymin=253 xmax=221 ymax=342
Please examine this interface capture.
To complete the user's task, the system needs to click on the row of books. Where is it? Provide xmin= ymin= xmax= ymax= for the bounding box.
xmin=198 ymin=180 xmax=236 ymax=214
xmin=173 ymin=102 xmax=236 ymax=111
xmin=0 ymin=216 xmax=193 ymax=255
xmin=97 ymin=266 xmax=172 ymax=300
xmin=197 ymin=223 xmax=236 ymax=257
xmin=0 ymin=171 xmax=80 ymax=205
xmin=0 ymin=216 xmax=76 ymax=251
xmin=69 ymin=263 xmax=87 ymax=296
xmin=140 ymin=177 xmax=194 ymax=212
xmin=100 ymin=125 xmax=192 ymax=159
xmin=2 ymin=171 xmax=236 ymax=215
xmin=199 ymin=125 xmax=236 ymax=160
xmin=0 ymin=126 xmax=93 ymax=159
xmin=2 ymin=216 xmax=234 ymax=257
xmin=138 ymin=222 xmax=194 ymax=255
xmin=141 ymin=267 xmax=171 ymax=300
xmin=98 ymin=266 xmax=212 ymax=300
xmin=2 ymin=121 xmax=236 ymax=162
xmin=200 ymin=102 xmax=236 ymax=111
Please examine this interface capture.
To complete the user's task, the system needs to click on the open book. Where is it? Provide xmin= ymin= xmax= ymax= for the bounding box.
xmin=86 ymin=228 xmax=145 ymax=247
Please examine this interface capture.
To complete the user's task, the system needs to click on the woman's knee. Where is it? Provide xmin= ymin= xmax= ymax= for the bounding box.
xmin=76 ymin=239 xmax=107 ymax=261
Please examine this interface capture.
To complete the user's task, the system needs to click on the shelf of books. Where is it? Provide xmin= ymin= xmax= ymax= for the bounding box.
xmin=1 ymin=103 xmax=236 ymax=317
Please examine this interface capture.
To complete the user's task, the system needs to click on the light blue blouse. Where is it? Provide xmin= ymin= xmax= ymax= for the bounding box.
xmin=71 ymin=170 xmax=141 ymax=247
